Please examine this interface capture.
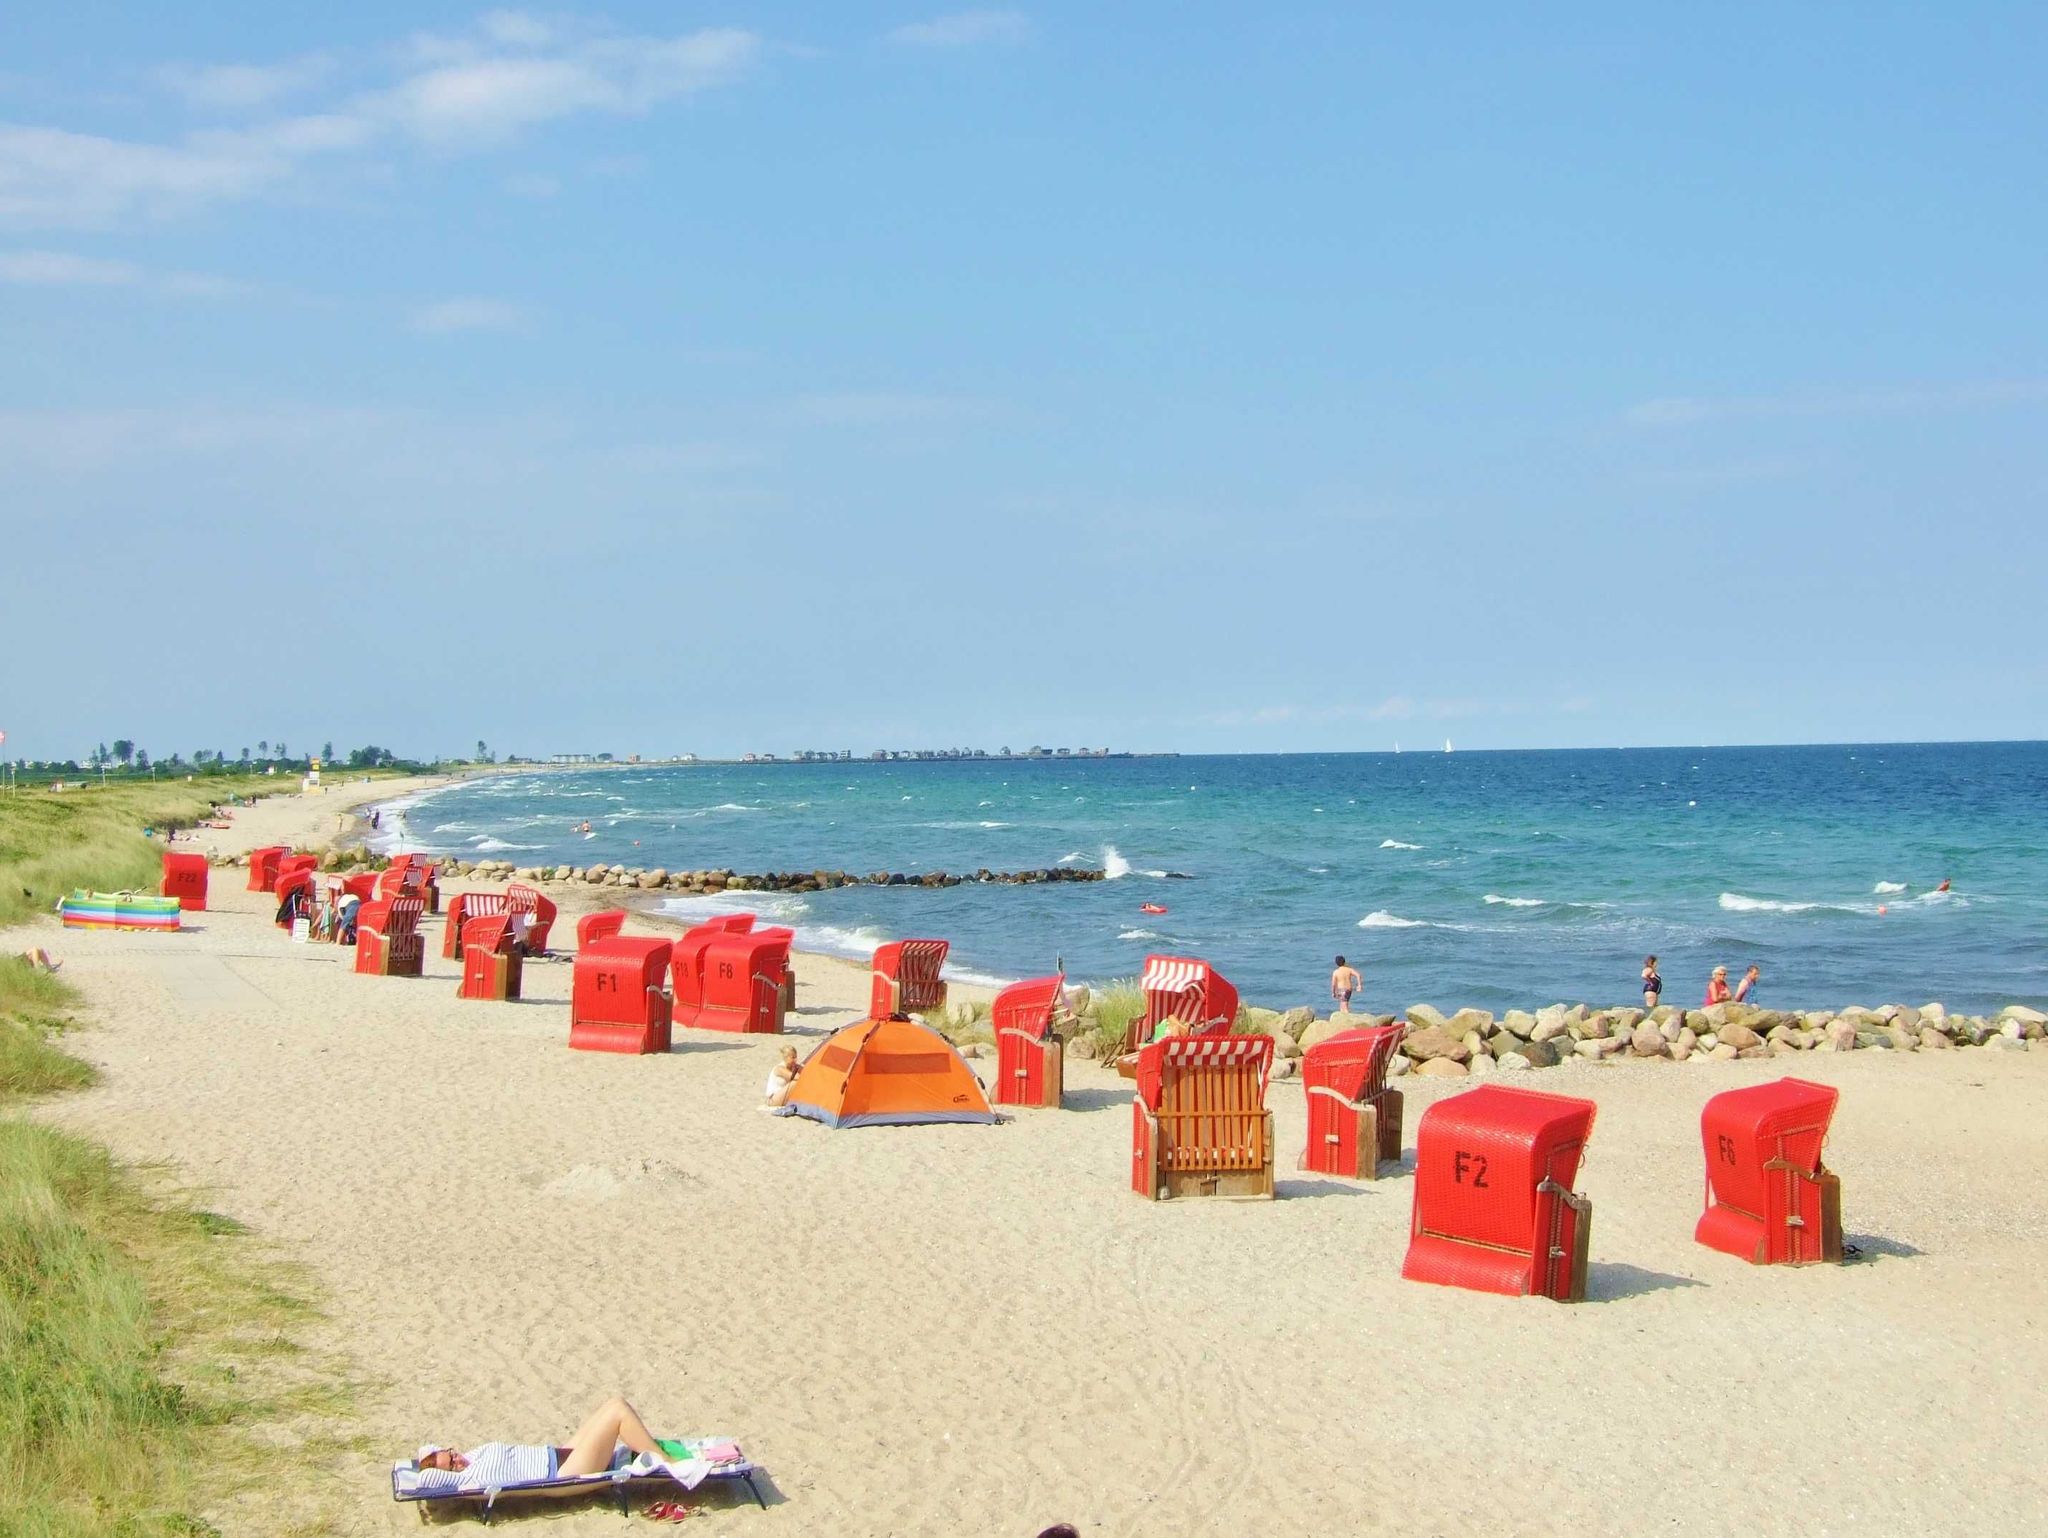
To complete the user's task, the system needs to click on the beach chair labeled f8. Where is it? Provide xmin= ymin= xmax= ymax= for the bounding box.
xmin=1131 ymin=1034 xmax=1275 ymax=1200
xmin=992 ymin=974 xmax=1066 ymax=1109
xmin=570 ymin=937 xmax=672 ymax=1054
xmin=1300 ymin=1024 xmax=1405 ymax=1179
xmin=693 ymin=929 xmax=792 ymax=1034
xmin=1402 ymin=1085 xmax=1596 ymax=1302
xmin=869 ymin=939 xmax=949 ymax=1018
xmin=1696 ymin=1078 xmax=1843 ymax=1266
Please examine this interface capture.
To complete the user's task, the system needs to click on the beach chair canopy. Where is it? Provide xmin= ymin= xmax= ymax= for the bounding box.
xmin=781 ymin=1015 xmax=995 ymax=1128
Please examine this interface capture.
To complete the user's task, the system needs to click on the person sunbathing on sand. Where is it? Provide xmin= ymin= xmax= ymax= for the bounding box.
xmin=763 ymin=1045 xmax=800 ymax=1107
xmin=415 ymin=1394 xmax=664 ymax=1485
xmin=20 ymin=948 xmax=60 ymax=973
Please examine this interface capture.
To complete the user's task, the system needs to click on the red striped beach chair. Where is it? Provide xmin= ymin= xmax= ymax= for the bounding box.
xmin=442 ymin=891 xmax=510 ymax=960
xmin=1131 ymin=1034 xmax=1275 ymax=1200
xmin=457 ymin=915 xmax=522 ymax=1001
xmin=506 ymin=882 xmax=557 ymax=954
xmin=355 ymin=897 xmax=425 ymax=977
xmin=1114 ymin=954 xmax=1241 ymax=1076
xmin=869 ymin=939 xmax=949 ymax=1018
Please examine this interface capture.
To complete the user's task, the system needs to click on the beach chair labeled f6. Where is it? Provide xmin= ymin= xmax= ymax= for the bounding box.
xmin=1696 ymin=1078 xmax=1843 ymax=1266
xmin=1131 ymin=1034 xmax=1275 ymax=1201
xmin=354 ymin=897 xmax=426 ymax=977
xmin=160 ymin=851 xmax=209 ymax=912
xmin=1402 ymin=1085 xmax=1596 ymax=1302
xmin=457 ymin=915 xmax=523 ymax=1002
xmin=992 ymin=974 xmax=1066 ymax=1109
xmin=1300 ymin=1024 xmax=1405 ymax=1179
xmin=869 ymin=939 xmax=949 ymax=1018
xmin=570 ymin=937 xmax=672 ymax=1054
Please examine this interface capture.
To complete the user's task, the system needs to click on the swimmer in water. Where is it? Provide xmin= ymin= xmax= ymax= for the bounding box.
xmin=1936 ymin=878 xmax=1951 ymax=893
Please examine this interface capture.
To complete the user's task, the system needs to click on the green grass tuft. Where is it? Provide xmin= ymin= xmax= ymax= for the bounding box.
xmin=1084 ymin=978 xmax=1147 ymax=1060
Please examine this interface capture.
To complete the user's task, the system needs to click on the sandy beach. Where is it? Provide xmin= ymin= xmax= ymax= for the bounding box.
xmin=9 ymin=784 xmax=2048 ymax=1536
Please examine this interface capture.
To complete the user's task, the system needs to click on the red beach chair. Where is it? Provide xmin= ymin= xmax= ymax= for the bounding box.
xmin=1300 ymin=1024 xmax=1406 ymax=1179
xmin=693 ymin=929 xmax=792 ymax=1034
xmin=442 ymin=892 xmax=509 ymax=960
xmin=992 ymin=974 xmax=1066 ymax=1109
xmin=506 ymin=883 xmax=556 ymax=954
xmin=569 ymin=937 xmax=672 ymax=1054
xmin=457 ymin=915 xmax=522 ymax=1002
xmin=160 ymin=851 xmax=209 ymax=912
xmin=869 ymin=939 xmax=949 ymax=1018
xmin=1696 ymin=1078 xmax=1843 ymax=1266
xmin=273 ymin=869 xmax=317 ymax=930
xmin=576 ymin=910 xmax=628 ymax=951
xmin=247 ymin=846 xmax=288 ymax=892
xmin=1402 ymin=1085 xmax=1596 ymax=1302
xmin=1122 ymin=954 xmax=1240 ymax=1057
xmin=1131 ymin=1034 xmax=1275 ymax=1200
xmin=355 ymin=897 xmax=426 ymax=977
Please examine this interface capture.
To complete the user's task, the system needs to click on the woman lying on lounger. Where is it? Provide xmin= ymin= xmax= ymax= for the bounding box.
xmin=415 ymin=1394 xmax=664 ymax=1486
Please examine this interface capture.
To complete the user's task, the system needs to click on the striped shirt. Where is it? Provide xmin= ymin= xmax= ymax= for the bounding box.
xmin=411 ymin=1442 xmax=557 ymax=1493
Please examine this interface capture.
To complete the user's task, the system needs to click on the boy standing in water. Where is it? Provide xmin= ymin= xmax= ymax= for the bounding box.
xmin=1330 ymin=955 xmax=1361 ymax=1013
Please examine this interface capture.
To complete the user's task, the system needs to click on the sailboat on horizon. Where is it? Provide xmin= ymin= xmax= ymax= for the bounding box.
xmin=1444 ymin=738 xmax=1454 ymax=753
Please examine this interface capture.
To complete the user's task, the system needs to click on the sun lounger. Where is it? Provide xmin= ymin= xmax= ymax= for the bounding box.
xmin=389 ymin=1439 xmax=763 ymax=1524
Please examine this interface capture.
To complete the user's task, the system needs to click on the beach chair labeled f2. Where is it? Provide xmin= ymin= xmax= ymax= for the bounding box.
xmin=1696 ymin=1078 xmax=1843 ymax=1266
xmin=869 ymin=939 xmax=949 ymax=1018
xmin=992 ymin=974 xmax=1066 ymax=1109
xmin=457 ymin=915 xmax=523 ymax=1002
xmin=1402 ymin=1085 xmax=1596 ymax=1302
xmin=1300 ymin=1024 xmax=1405 ymax=1179
xmin=1131 ymin=1034 xmax=1275 ymax=1201
xmin=354 ymin=897 xmax=426 ymax=977
xmin=570 ymin=937 xmax=672 ymax=1054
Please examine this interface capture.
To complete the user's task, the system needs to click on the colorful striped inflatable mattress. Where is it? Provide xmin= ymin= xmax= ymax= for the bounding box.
xmin=58 ymin=891 xmax=183 ymax=931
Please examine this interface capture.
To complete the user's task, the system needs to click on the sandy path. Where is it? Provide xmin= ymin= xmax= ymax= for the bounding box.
xmin=11 ymin=789 xmax=2048 ymax=1536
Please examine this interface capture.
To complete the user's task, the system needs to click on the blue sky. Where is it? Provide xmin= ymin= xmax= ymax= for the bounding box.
xmin=3 ymin=4 xmax=2044 ymax=761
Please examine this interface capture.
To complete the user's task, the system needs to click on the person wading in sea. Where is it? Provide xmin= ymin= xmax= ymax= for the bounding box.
xmin=1330 ymin=955 xmax=1361 ymax=1012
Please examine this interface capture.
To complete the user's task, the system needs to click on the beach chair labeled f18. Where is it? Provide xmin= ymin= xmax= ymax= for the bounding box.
xmin=1300 ymin=1023 xmax=1405 ymax=1179
xmin=1696 ymin=1078 xmax=1843 ymax=1266
xmin=1131 ymin=1034 xmax=1275 ymax=1200
xmin=991 ymin=974 xmax=1066 ymax=1109
xmin=1402 ymin=1085 xmax=1596 ymax=1301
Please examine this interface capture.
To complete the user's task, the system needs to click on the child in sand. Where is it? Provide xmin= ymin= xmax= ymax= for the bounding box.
xmin=763 ymin=1046 xmax=800 ymax=1107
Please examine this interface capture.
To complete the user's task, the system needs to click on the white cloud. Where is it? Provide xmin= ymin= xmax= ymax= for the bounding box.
xmin=410 ymin=297 xmax=528 ymax=334
xmin=888 ymin=10 xmax=1030 ymax=47
xmin=1626 ymin=380 xmax=2048 ymax=427
xmin=0 ymin=19 xmax=759 ymax=228
xmin=155 ymin=54 xmax=334 ymax=112
xmin=0 ymin=247 xmax=241 ymax=295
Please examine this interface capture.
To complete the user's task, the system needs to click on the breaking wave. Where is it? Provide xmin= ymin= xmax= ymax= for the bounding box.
xmin=1483 ymin=895 xmax=1545 ymax=908
xmin=1379 ymin=839 xmax=1422 ymax=850
xmin=1873 ymin=881 xmax=1907 ymax=894
xmin=1359 ymin=910 xmax=1426 ymax=929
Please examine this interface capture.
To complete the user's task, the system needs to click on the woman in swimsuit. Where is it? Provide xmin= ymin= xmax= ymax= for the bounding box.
xmin=1704 ymin=965 xmax=1732 ymax=1006
xmin=1641 ymin=956 xmax=1662 ymax=1010
xmin=416 ymin=1394 xmax=663 ymax=1483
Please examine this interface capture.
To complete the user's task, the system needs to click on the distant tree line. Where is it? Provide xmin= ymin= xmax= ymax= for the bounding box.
xmin=8 ymin=737 xmax=521 ymax=782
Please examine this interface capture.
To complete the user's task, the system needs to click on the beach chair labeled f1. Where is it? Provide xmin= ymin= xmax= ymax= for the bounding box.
xmin=442 ymin=891 xmax=509 ymax=961
xmin=355 ymin=897 xmax=426 ymax=977
xmin=1402 ymin=1085 xmax=1596 ymax=1302
xmin=457 ymin=915 xmax=523 ymax=1002
xmin=1300 ymin=1024 xmax=1405 ymax=1179
xmin=1696 ymin=1078 xmax=1843 ymax=1266
xmin=570 ymin=937 xmax=672 ymax=1054
xmin=1131 ymin=1034 xmax=1275 ymax=1201
xmin=992 ymin=974 xmax=1066 ymax=1109
xmin=160 ymin=851 xmax=209 ymax=912
xmin=869 ymin=939 xmax=949 ymax=1018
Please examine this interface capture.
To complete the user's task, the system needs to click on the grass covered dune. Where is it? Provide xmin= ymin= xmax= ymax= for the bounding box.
xmin=1 ymin=838 xmax=352 ymax=1536
xmin=0 ymin=782 xmax=224 ymax=930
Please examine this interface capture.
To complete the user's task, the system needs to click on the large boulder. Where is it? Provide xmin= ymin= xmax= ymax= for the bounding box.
xmin=1271 ymin=1032 xmax=1303 ymax=1060
xmin=1406 ymin=1003 xmax=1449 ymax=1031
xmin=1278 ymin=1006 xmax=1316 ymax=1039
xmin=1717 ymin=1023 xmax=1763 ymax=1050
xmin=1630 ymin=1023 xmax=1668 ymax=1058
xmin=1496 ymin=1052 xmax=1532 ymax=1071
xmin=1446 ymin=1008 xmax=1495 ymax=1038
xmin=1918 ymin=1027 xmax=1954 ymax=1051
xmin=1466 ymin=1051 xmax=1496 ymax=1077
xmin=1515 ymin=1037 xmax=1562 ymax=1069
xmin=1298 ymin=1017 xmax=1358 ymax=1054
xmin=1821 ymin=1018 xmax=1859 ymax=1052
xmin=1530 ymin=1005 xmax=1569 ymax=1042
xmin=1412 ymin=1057 xmax=1468 ymax=1079
xmin=1240 ymin=1006 xmax=1284 ymax=1036
xmin=1401 ymin=1024 xmax=1470 ymax=1063
xmin=1500 ymin=1010 xmax=1536 ymax=1039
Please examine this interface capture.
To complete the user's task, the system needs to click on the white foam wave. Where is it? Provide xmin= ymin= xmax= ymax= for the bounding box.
xmin=1873 ymin=881 xmax=1907 ymax=894
xmin=1359 ymin=910 xmax=1426 ymax=928
xmin=1057 ymin=851 xmax=1085 ymax=865
xmin=1102 ymin=846 xmax=1131 ymax=880
xmin=1117 ymin=928 xmax=1164 ymax=941
xmin=706 ymin=803 xmax=758 ymax=813
xmin=471 ymin=837 xmax=541 ymax=853
xmin=1380 ymin=839 xmax=1422 ymax=850
xmin=1483 ymin=894 xmax=1545 ymax=908
xmin=1719 ymin=892 xmax=1827 ymax=914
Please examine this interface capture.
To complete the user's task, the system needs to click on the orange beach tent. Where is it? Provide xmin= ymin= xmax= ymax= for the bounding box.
xmin=779 ymin=1015 xmax=996 ymax=1128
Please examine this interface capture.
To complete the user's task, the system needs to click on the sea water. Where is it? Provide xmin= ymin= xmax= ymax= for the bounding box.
xmin=374 ymin=743 xmax=2047 ymax=1013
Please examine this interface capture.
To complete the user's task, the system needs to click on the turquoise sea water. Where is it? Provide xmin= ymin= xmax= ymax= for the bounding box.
xmin=376 ymin=744 xmax=2047 ymax=1014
